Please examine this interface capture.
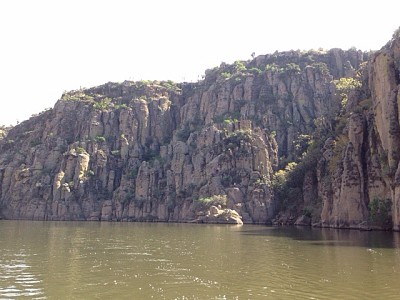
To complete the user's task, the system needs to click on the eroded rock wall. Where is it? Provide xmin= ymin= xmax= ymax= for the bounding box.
xmin=4 ymin=37 xmax=400 ymax=229
xmin=313 ymin=32 xmax=400 ymax=230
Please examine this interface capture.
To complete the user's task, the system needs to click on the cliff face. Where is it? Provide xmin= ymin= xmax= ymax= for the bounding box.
xmin=0 ymin=80 xmax=276 ymax=222
xmin=1 ymin=30 xmax=400 ymax=229
xmin=315 ymin=31 xmax=400 ymax=230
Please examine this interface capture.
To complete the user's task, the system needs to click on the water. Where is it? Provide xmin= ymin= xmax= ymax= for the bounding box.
xmin=0 ymin=221 xmax=399 ymax=299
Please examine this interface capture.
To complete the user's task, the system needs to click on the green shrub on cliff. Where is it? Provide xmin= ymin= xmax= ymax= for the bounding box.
xmin=221 ymin=72 xmax=231 ymax=79
xmin=76 ymin=147 xmax=86 ymax=154
xmin=368 ymin=197 xmax=392 ymax=228
xmin=285 ymin=63 xmax=301 ymax=74
xmin=302 ymin=207 xmax=313 ymax=218
xmin=311 ymin=62 xmax=330 ymax=75
xmin=194 ymin=195 xmax=227 ymax=211
xmin=333 ymin=77 xmax=362 ymax=92
xmin=265 ymin=63 xmax=279 ymax=72
xmin=93 ymin=98 xmax=111 ymax=110
xmin=333 ymin=77 xmax=362 ymax=114
xmin=272 ymin=162 xmax=300 ymax=210
xmin=95 ymin=136 xmax=106 ymax=143
xmin=161 ymin=80 xmax=179 ymax=91
xmin=234 ymin=60 xmax=247 ymax=72
xmin=249 ymin=67 xmax=262 ymax=75
xmin=273 ymin=139 xmax=321 ymax=212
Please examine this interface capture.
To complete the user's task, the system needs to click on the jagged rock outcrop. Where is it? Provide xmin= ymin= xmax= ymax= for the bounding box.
xmin=0 ymin=80 xmax=279 ymax=223
xmin=194 ymin=205 xmax=243 ymax=225
xmin=2 ymin=27 xmax=400 ymax=229
xmin=314 ymin=29 xmax=400 ymax=230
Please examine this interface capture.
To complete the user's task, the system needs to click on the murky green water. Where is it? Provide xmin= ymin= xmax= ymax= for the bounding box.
xmin=0 ymin=221 xmax=399 ymax=299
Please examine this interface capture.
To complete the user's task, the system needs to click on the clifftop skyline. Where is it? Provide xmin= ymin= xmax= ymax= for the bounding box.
xmin=1 ymin=0 xmax=400 ymax=126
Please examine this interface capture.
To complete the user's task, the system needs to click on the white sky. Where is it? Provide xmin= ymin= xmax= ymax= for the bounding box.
xmin=0 ymin=0 xmax=399 ymax=126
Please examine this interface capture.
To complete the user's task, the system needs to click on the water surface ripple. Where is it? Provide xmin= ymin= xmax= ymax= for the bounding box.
xmin=0 ymin=221 xmax=399 ymax=299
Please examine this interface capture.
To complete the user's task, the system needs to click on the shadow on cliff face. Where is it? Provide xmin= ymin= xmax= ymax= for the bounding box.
xmin=239 ymin=226 xmax=400 ymax=249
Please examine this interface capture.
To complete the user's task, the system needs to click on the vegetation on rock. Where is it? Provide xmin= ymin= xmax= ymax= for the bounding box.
xmin=1 ymin=27 xmax=400 ymax=230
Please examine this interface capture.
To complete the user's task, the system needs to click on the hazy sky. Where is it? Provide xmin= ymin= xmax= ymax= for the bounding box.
xmin=1 ymin=0 xmax=399 ymax=126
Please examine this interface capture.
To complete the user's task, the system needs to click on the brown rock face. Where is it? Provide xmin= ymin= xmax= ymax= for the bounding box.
xmin=316 ymin=31 xmax=400 ymax=230
xmin=2 ymin=29 xmax=400 ymax=230
xmin=0 ymin=79 xmax=280 ymax=223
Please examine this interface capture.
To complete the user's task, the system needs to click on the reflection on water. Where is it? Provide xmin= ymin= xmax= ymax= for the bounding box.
xmin=0 ymin=249 xmax=45 ymax=299
xmin=241 ymin=226 xmax=400 ymax=248
xmin=0 ymin=221 xmax=400 ymax=299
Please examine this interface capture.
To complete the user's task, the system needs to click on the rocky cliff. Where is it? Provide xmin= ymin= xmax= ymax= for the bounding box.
xmin=1 ymin=28 xmax=400 ymax=229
